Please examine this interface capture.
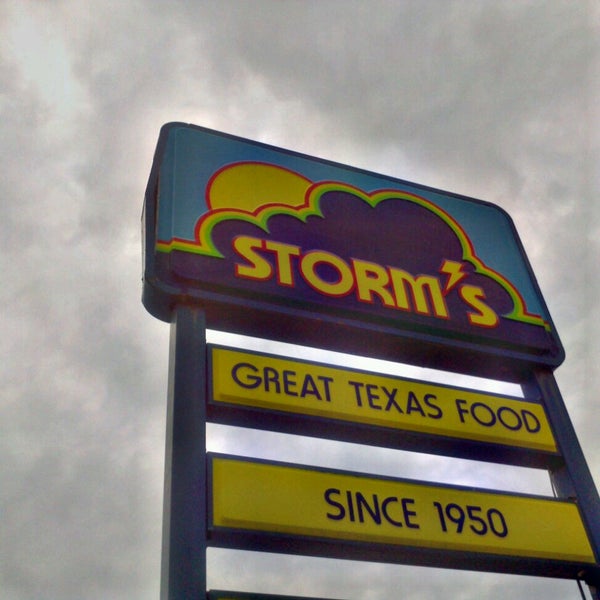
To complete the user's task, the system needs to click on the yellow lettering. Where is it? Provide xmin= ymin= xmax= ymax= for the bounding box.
xmin=460 ymin=285 xmax=498 ymax=327
xmin=300 ymin=250 xmax=354 ymax=297
xmin=233 ymin=236 xmax=272 ymax=280
xmin=264 ymin=240 xmax=301 ymax=286
xmin=389 ymin=268 xmax=448 ymax=318
xmin=231 ymin=237 xmax=504 ymax=331
xmin=352 ymin=259 xmax=395 ymax=307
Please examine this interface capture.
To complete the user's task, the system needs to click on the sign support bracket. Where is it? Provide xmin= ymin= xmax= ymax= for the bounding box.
xmin=161 ymin=305 xmax=208 ymax=600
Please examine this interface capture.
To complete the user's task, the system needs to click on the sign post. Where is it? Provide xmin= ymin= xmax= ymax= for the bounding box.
xmin=523 ymin=370 xmax=600 ymax=595
xmin=161 ymin=306 xmax=207 ymax=600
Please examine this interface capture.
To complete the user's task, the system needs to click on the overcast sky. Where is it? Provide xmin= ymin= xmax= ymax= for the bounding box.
xmin=2 ymin=1 xmax=600 ymax=599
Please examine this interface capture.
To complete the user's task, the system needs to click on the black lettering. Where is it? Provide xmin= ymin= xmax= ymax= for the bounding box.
xmin=346 ymin=490 xmax=355 ymax=522
xmin=455 ymin=398 xmax=469 ymax=422
xmin=497 ymin=406 xmax=521 ymax=431
xmin=348 ymin=381 xmax=365 ymax=407
xmin=263 ymin=366 xmax=281 ymax=393
xmin=423 ymin=393 xmax=443 ymax=419
xmin=231 ymin=362 xmax=261 ymax=389
xmin=406 ymin=391 xmax=426 ymax=416
xmin=300 ymin=374 xmax=321 ymax=400
xmin=454 ymin=398 xmax=543 ymax=435
xmin=324 ymin=488 xmax=345 ymax=520
xmin=366 ymin=384 xmax=382 ymax=410
xmin=382 ymin=386 xmax=403 ymax=414
xmin=381 ymin=496 xmax=403 ymax=527
xmin=402 ymin=498 xmax=420 ymax=529
xmin=356 ymin=493 xmax=381 ymax=524
xmin=318 ymin=376 xmax=334 ymax=402
xmin=487 ymin=508 xmax=509 ymax=537
xmin=282 ymin=370 xmax=298 ymax=396
xmin=471 ymin=402 xmax=496 ymax=427
xmin=522 ymin=409 xmax=541 ymax=433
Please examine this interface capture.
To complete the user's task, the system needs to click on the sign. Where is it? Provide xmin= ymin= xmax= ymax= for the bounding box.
xmin=143 ymin=129 xmax=600 ymax=598
xmin=209 ymin=346 xmax=557 ymax=462
xmin=209 ymin=454 xmax=596 ymax=579
xmin=142 ymin=123 xmax=564 ymax=378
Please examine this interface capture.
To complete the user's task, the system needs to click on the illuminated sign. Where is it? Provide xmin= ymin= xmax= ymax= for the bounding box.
xmin=209 ymin=346 xmax=557 ymax=460
xmin=143 ymin=123 xmax=564 ymax=377
xmin=209 ymin=454 xmax=595 ymax=577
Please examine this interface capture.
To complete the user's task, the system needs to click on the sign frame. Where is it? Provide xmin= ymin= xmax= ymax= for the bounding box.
xmin=207 ymin=344 xmax=559 ymax=468
xmin=207 ymin=453 xmax=599 ymax=584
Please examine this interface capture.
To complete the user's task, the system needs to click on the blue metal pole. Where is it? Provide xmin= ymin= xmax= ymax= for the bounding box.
xmin=523 ymin=369 xmax=600 ymax=596
xmin=161 ymin=306 xmax=207 ymax=599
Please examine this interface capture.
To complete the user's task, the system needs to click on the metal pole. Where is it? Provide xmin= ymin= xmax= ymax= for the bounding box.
xmin=523 ymin=369 xmax=600 ymax=596
xmin=161 ymin=305 xmax=207 ymax=599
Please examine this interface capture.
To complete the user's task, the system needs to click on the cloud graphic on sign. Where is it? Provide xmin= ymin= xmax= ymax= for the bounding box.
xmin=159 ymin=162 xmax=548 ymax=330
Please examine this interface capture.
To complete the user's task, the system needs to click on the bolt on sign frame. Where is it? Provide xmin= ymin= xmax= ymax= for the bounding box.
xmin=142 ymin=124 xmax=600 ymax=600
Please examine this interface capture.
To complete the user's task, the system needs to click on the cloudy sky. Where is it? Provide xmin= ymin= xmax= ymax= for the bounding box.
xmin=2 ymin=1 xmax=600 ymax=599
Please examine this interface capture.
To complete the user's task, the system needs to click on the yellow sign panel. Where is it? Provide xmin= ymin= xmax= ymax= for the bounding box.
xmin=210 ymin=455 xmax=595 ymax=564
xmin=210 ymin=347 xmax=557 ymax=453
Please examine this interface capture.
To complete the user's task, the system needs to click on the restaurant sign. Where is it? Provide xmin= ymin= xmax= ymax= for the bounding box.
xmin=142 ymin=123 xmax=563 ymax=376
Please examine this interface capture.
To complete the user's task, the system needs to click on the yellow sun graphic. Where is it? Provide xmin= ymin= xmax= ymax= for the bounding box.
xmin=207 ymin=162 xmax=313 ymax=213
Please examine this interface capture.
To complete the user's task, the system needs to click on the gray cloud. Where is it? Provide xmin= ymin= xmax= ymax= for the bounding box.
xmin=2 ymin=1 xmax=599 ymax=599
